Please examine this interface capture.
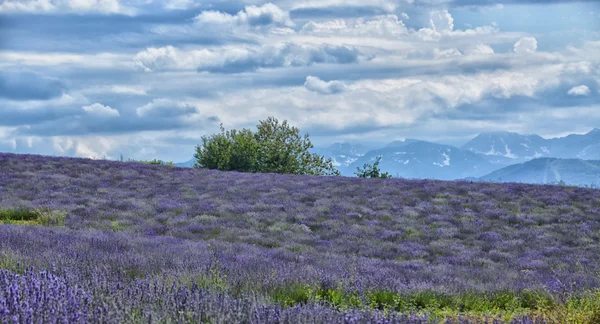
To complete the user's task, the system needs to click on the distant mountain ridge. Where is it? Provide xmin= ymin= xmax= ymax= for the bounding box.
xmin=342 ymin=140 xmax=497 ymax=180
xmin=312 ymin=128 xmax=600 ymax=182
xmin=462 ymin=131 xmax=549 ymax=165
xmin=462 ymin=129 xmax=600 ymax=165
xmin=478 ymin=158 xmax=600 ymax=187
xmin=311 ymin=143 xmax=369 ymax=169
xmin=175 ymin=159 xmax=195 ymax=168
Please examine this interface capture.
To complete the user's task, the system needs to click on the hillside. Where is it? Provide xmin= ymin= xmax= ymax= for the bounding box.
xmin=479 ymin=158 xmax=600 ymax=187
xmin=1 ymin=152 xmax=600 ymax=322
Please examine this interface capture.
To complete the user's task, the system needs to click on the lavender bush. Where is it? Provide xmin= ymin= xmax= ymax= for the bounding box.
xmin=0 ymin=152 xmax=599 ymax=322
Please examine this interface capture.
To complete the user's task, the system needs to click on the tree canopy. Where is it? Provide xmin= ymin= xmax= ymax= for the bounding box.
xmin=355 ymin=156 xmax=392 ymax=179
xmin=194 ymin=117 xmax=340 ymax=176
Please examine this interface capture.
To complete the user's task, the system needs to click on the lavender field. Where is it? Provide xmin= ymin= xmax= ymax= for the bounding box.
xmin=1 ymin=152 xmax=600 ymax=323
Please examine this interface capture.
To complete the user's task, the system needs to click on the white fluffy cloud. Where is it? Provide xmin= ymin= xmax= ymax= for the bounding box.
xmin=567 ymin=85 xmax=591 ymax=96
xmin=0 ymin=0 xmax=130 ymax=14
xmin=514 ymin=37 xmax=538 ymax=54
xmin=433 ymin=48 xmax=463 ymax=59
xmin=464 ymin=44 xmax=495 ymax=55
xmin=429 ymin=10 xmax=454 ymax=32
xmin=52 ymin=136 xmax=114 ymax=159
xmin=415 ymin=11 xmax=498 ymax=42
xmin=304 ymin=76 xmax=346 ymax=95
xmin=194 ymin=3 xmax=293 ymax=28
xmin=82 ymin=103 xmax=120 ymax=117
xmin=301 ymin=15 xmax=408 ymax=37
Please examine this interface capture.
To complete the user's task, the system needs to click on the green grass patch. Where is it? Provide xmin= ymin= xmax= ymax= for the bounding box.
xmin=0 ymin=207 xmax=67 ymax=226
xmin=265 ymin=283 xmax=600 ymax=322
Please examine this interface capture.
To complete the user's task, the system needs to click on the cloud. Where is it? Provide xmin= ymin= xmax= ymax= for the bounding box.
xmin=0 ymin=71 xmax=66 ymax=101
xmin=464 ymin=44 xmax=495 ymax=55
xmin=429 ymin=10 xmax=454 ymax=32
xmin=301 ymin=15 xmax=408 ymax=37
xmin=136 ymin=99 xmax=198 ymax=117
xmin=52 ymin=136 xmax=114 ymax=159
xmin=0 ymin=0 xmax=131 ymax=14
xmin=414 ymin=10 xmax=498 ymax=41
xmin=514 ymin=37 xmax=538 ymax=54
xmin=81 ymin=85 xmax=148 ymax=96
xmin=433 ymin=48 xmax=463 ymax=59
xmin=82 ymin=103 xmax=120 ymax=117
xmin=567 ymin=85 xmax=591 ymax=96
xmin=194 ymin=3 xmax=293 ymax=28
xmin=134 ymin=43 xmax=363 ymax=73
xmin=304 ymin=76 xmax=346 ymax=94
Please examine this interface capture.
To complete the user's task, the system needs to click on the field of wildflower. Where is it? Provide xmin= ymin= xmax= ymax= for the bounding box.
xmin=1 ymin=152 xmax=600 ymax=323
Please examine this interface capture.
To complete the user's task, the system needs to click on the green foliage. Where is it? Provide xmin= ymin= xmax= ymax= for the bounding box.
xmin=139 ymin=159 xmax=174 ymax=166
xmin=119 ymin=154 xmax=174 ymax=166
xmin=35 ymin=208 xmax=68 ymax=226
xmin=0 ymin=207 xmax=67 ymax=226
xmin=265 ymin=284 xmax=580 ymax=321
xmin=0 ymin=208 xmax=39 ymax=222
xmin=194 ymin=117 xmax=340 ymax=176
xmin=355 ymin=156 xmax=392 ymax=179
xmin=206 ymin=244 xmax=228 ymax=292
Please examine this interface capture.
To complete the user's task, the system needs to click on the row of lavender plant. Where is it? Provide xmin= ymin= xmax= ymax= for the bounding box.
xmin=0 ymin=226 xmax=551 ymax=323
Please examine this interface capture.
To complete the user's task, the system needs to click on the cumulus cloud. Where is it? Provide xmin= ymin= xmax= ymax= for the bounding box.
xmin=134 ymin=43 xmax=363 ymax=73
xmin=567 ymin=85 xmax=590 ymax=96
xmin=514 ymin=37 xmax=538 ymax=54
xmin=415 ymin=10 xmax=497 ymax=41
xmin=82 ymin=103 xmax=120 ymax=117
xmin=136 ymin=99 xmax=198 ymax=118
xmin=429 ymin=10 xmax=454 ymax=32
xmin=0 ymin=0 xmax=130 ymax=14
xmin=52 ymin=136 xmax=114 ymax=159
xmin=290 ymin=0 xmax=400 ymax=14
xmin=304 ymin=76 xmax=346 ymax=94
xmin=433 ymin=48 xmax=463 ymax=59
xmin=194 ymin=3 xmax=293 ymax=28
xmin=301 ymin=15 xmax=408 ymax=37
xmin=464 ymin=44 xmax=495 ymax=55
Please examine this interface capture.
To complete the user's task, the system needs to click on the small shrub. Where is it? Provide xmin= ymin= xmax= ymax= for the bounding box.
xmin=0 ymin=207 xmax=67 ymax=226
xmin=35 ymin=208 xmax=67 ymax=226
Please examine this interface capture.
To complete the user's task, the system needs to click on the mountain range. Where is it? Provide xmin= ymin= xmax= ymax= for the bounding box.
xmin=311 ymin=129 xmax=600 ymax=186
xmin=175 ymin=129 xmax=600 ymax=187
xmin=479 ymin=158 xmax=600 ymax=187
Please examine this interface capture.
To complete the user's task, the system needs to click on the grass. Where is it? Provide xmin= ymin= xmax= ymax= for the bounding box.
xmin=256 ymin=282 xmax=600 ymax=322
xmin=0 ymin=207 xmax=67 ymax=226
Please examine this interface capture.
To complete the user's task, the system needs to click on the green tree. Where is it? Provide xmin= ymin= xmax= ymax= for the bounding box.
xmin=194 ymin=117 xmax=340 ymax=176
xmin=355 ymin=156 xmax=392 ymax=179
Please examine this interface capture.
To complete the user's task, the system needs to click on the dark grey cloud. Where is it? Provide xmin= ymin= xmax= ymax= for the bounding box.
xmin=0 ymin=71 xmax=66 ymax=101
xmin=136 ymin=99 xmax=198 ymax=118
xmin=0 ymin=12 xmax=250 ymax=53
xmin=0 ymin=106 xmax=81 ymax=126
xmin=4 ymin=97 xmax=218 ymax=136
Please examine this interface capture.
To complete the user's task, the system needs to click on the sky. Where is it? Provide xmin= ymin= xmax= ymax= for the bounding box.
xmin=0 ymin=0 xmax=599 ymax=162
